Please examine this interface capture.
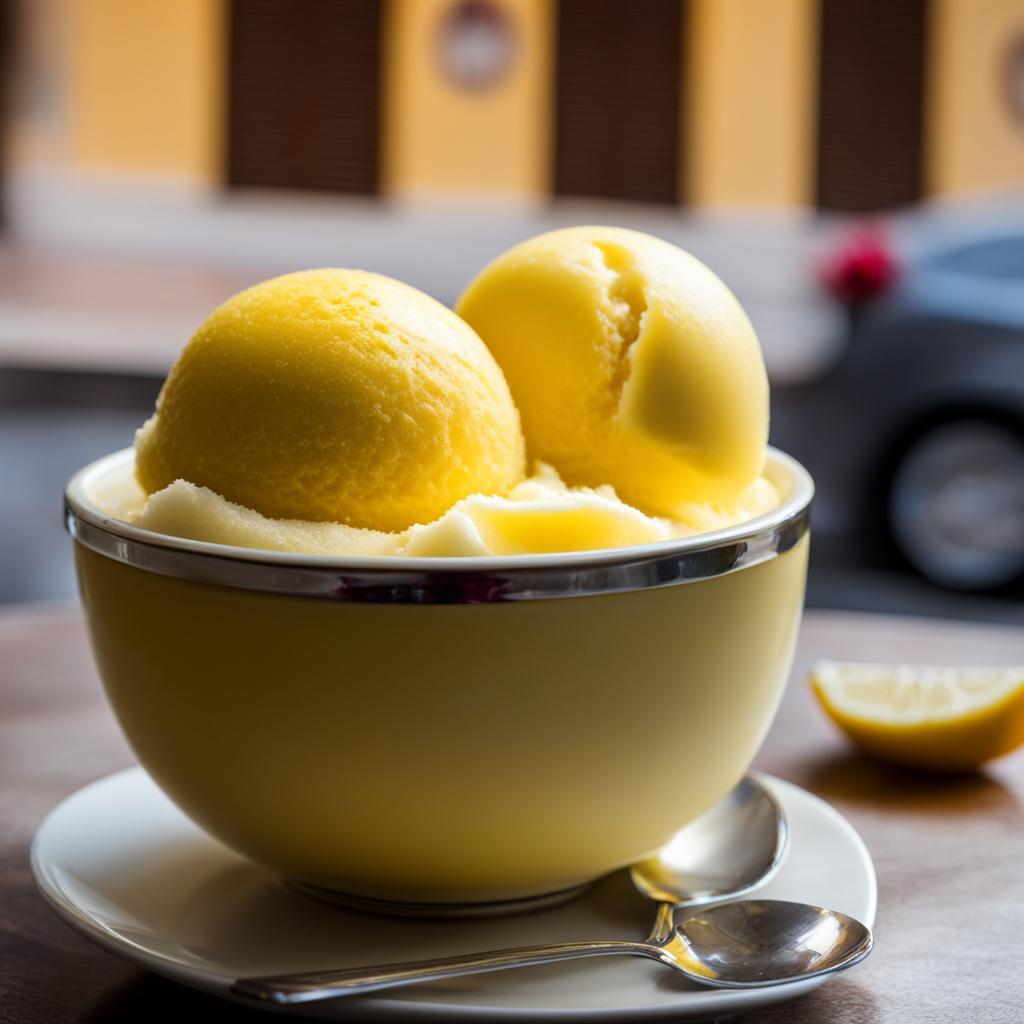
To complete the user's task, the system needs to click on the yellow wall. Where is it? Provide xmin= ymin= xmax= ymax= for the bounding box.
xmin=927 ymin=0 xmax=1024 ymax=197
xmin=43 ymin=0 xmax=1024 ymax=208
xmin=67 ymin=0 xmax=224 ymax=180
xmin=382 ymin=0 xmax=552 ymax=199
xmin=686 ymin=0 xmax=815 ymax=208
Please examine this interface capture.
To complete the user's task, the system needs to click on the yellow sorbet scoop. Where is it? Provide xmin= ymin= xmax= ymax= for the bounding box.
xmin=456 ymin=226 xmax=770 ymax=519
xmin=135 ymin=269 xmax=526 ymax=532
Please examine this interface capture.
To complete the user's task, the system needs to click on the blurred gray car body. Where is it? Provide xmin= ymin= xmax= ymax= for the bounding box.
xmin=772 ymin=229 xmax=1024 ymax=592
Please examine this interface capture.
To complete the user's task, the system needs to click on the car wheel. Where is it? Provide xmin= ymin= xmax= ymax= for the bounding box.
xmin=885 ymin=412 xmax=1024 ymax=592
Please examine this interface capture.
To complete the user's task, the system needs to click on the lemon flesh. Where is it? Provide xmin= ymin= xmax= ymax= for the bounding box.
xmin=811 ymin=660 xmax=1024 ymax=771
xmin=136 ymin=269 xmax=526 ymax=533
xmin=456 ymin=226 xmax=769 ymax=520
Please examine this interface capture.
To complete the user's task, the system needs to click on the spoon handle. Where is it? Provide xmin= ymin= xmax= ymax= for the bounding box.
xmin=232 ymin=938 xmax=654 ymax=1005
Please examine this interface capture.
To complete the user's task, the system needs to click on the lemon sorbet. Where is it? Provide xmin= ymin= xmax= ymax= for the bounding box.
xmin=124 ymin=232 xmax=780 ymax=557
xmin=135 ymin=269 xmax=526 ymax=533
xmin=457 ymin=225 xmax=770 ymax=519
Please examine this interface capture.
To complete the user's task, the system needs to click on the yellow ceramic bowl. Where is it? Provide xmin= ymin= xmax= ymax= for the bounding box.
xmin=66 ymin=449 xmax=811 ymax=908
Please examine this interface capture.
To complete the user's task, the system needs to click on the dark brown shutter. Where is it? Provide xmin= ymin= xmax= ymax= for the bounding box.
xmin=0 ymin=0 xmax=11 ymax=226
xmin=816 ymin=0 xmax=928 ymax=212
xmin=228 ymin=0 xmax=382 ymax=194
xmin=555 ymin=0 xmax=684 ymax=204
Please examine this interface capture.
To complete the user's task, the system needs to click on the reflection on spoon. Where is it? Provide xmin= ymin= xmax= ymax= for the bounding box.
xmin=232 ymin=899 xmax=872 ymax=1003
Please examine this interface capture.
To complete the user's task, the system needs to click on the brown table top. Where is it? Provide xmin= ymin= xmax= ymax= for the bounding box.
xmin=2 ymin=604 xmax=1022 ymax=1022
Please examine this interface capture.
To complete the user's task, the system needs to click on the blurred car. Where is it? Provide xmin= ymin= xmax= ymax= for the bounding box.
xmin=784 ymin=227 xmax=1024 ymax=594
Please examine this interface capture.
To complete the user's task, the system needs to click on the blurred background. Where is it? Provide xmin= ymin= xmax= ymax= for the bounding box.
xmin=1 ymin=0 xmax=1023 ymax=623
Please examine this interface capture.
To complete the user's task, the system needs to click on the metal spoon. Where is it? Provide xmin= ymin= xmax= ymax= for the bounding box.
xmin=631 ymin=772 xmax=788 ymax=944
xmin=233 ymin=774 xmax=794 ymax=1004
xmin=233 ymin=900 xmax=872 ymax=1003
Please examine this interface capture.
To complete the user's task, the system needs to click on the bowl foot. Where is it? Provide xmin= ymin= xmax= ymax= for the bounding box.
xmin=283 ymin=878 xmax=596 ymax=919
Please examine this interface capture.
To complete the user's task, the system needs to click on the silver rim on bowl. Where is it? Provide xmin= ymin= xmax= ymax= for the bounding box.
xmin=65 ymin=448 xmax=813 ymax=605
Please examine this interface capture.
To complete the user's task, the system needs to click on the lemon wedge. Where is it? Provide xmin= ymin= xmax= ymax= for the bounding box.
xmin=811 ymin=661 xmax=1024 ymax=771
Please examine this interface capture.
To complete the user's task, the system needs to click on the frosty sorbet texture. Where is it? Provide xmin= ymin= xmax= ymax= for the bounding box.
xmin=135 ymin=269 xmax=526 ymax=533
xmin=457 ymin=226 xmax=769 ymax=517
xmin=119 ymin=231 xmax=779 ymax=557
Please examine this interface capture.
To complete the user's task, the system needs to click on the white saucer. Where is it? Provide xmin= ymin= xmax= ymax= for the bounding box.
xmin=32 ymin=769 xmax=876 ymax=1022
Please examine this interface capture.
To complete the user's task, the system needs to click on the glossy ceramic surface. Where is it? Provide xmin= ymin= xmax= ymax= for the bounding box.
xmin=68 ymin=450 xmax=811 ymax=903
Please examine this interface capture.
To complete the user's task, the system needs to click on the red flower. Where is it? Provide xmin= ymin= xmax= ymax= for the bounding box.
xmin=819 ymin=228 xmax=900 ymax=305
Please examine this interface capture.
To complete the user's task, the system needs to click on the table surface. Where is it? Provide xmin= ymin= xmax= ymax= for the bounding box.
xmin=2 ymin=604 xmax=1022 ymax=1023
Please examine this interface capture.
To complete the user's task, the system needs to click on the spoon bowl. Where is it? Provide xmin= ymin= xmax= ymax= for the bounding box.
xmin=666 ymin=900 xmax=874 ymax=988
xmin=632 ymin=773 xmax=787 ymax=906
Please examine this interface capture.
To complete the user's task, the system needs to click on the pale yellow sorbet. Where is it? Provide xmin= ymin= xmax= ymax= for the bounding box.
xmin=125 ymin=232 xmax=782 ymax=558
xmin=457 ymin=226 xmax=770 ymax=519
xmin=126 ymin=466 xmax=779 ymax=558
